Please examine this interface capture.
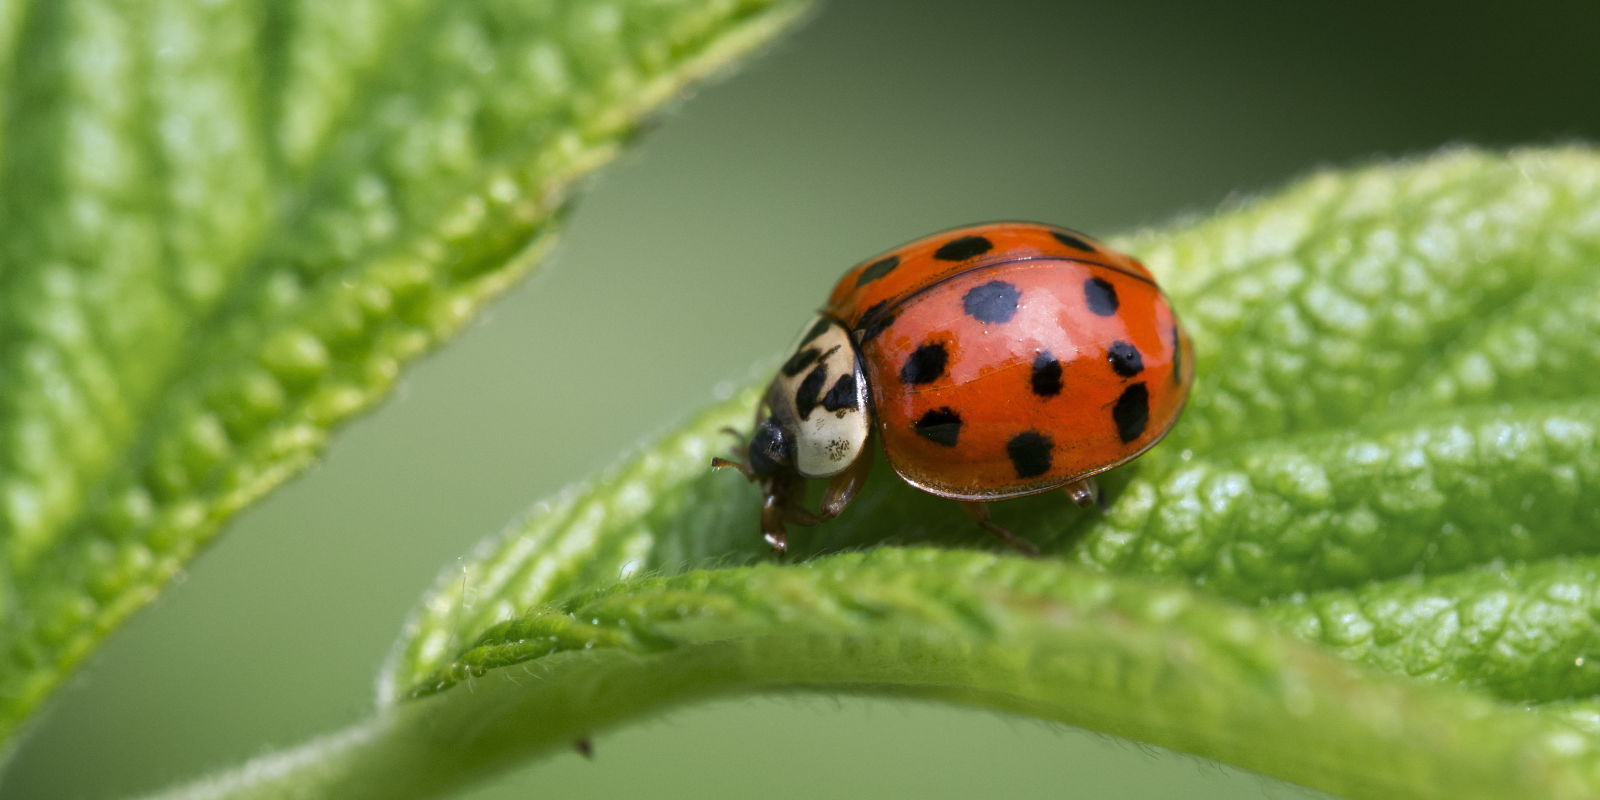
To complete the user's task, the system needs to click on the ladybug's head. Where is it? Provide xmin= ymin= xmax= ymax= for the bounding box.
xmin=760 ymin=315 xmax=871 ymax=479
xmin=745 ymin=416 xmax=794 ymax=478
xmin=714 ymin=315 xmax=871 ymax=485
xmin=713 ymin=315 xmax=876 ymax=554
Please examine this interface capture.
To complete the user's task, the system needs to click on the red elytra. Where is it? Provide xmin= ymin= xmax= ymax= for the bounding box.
xmin=715 ymin=222 xmax=1192 ymax=555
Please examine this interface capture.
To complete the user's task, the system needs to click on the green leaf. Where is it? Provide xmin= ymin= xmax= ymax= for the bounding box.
xmin=1267 ymin=555 xmax=1600 ymax=703
xmin=0 ymin=0 xmax=812 ymax=745
xmin=290 ymin=146 xmax=1595 ymax=798
xmin=155 ymin=550 xmax=1600 ymax=800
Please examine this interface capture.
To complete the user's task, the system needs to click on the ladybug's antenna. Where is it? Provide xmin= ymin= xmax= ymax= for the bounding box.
xmin=711 ymin=426 xmax=756 ymax=479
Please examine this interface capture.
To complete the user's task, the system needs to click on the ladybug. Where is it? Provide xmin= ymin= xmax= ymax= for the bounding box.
xmin=714 ymin=222 xmax=1192 ymax=555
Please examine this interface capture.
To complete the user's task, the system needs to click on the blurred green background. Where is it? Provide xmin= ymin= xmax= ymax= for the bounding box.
xmin=8 ymin=1 xmax=1600 ymax=797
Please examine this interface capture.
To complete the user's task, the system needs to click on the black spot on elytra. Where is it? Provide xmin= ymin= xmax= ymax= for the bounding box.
xmin=795 ymin=364 xmax=827 ymax=419
xmin=1107 ymin=341 xmax=1144 ymax=377
xmin=822 ymin=373 xmax=858 ymax=413
xmin=782 ymin=347 xmax=820 ymax=377
xmin=1006 ymin=431 xmax=1054 ymax=478
xmin=1030 ymin=351 xmax=1062 ymax=397
xmin=1170 ymin=322 xmax=1183 ymax=383
xmin=913 ymin=407 xmax=962 ymax=446
xmin=856 ymin=255 xmax=900 ymax=287
xmin=934 ymin=235 xmax=993 ymax=261
xmin=1051 ymin=230 xmax=1097 ymax=252
xmin=800 ymin=317 xmax=831 ymax=345
xmin=1113 ymin=383 xmax=1149 ymax=443
xmin=1084 ymin=277 xmax=1119 ymax=316
xmin=899 ymin=342 xmax=948 ymax=385
xmin=962 ymin=280 xmax=1021 ymax=324
xmin=856 ymin=300 xmax=895 ymax=343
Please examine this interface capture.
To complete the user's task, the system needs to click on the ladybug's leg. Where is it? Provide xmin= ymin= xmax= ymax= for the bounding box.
xmin=817 ymin=440 xmax=875 ymax=520
xmin=760 ymin=492 xmax=790 ymax=554
xmin=782 ymin=443 xmax=876 ymax=527
xmin=958 ymin=502 xmax=1041 ymax=557
xmin=1061 ymin=478 xmax=1105 ymax=510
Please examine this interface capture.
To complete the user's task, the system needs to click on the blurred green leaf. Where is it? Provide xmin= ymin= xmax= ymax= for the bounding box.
xmin=0 ymin=0 xmax=812 ymax=746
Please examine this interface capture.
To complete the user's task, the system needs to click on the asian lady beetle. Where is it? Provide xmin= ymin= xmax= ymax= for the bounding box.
xmin=714 ymin=222 xmax=1192 ymax=555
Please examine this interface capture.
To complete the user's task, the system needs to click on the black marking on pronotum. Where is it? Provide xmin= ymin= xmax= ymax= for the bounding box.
xmin=856 ymin=300 xmax=896 ymax=344
xmin=899 ymin=342 xmax=948 ymax=385
xmin=800 ymin=317 xmax=831 ymax=345
xmin=1030 ymin=351 xmax=1062 ymax=397
xmin=962 ymin=280 xmax=1021 ymax=324
xmin=1107 ymin=340 xmax=1144 ymax=377
xmin=821 ymin=373 xmax=858 ymax=413
xmin=1006 ymin=431 xmax=1054 ymax=478
xmin=1084 ymin=277 xmax=1119 ymax=316
xmin=856 ymin=255 xmax=900 ymax=287
xmin=913 ymin=407 xmax=963 ymax=447
xmin=1113 ymin=383 xmax=1149 ymax=443
xmin=1051 ymin=230 xmax=1098 ymax=252
xmin=934 ymin=235 xmax=993 ymax=261
xmin=782 ymin=347 xmax=821 ymax=377
xmin=795 ymin=364 xmax=827 ymax=419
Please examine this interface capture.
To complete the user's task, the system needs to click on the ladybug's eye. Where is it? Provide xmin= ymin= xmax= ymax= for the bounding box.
xmin=747 ymin=417 xmax=792 ymax=477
